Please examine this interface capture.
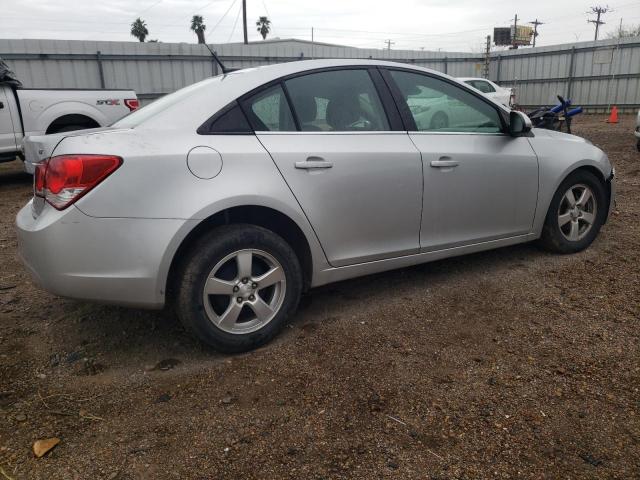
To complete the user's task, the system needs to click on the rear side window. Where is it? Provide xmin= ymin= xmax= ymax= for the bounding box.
xmin=284 ymin=69 xmax=390 ymax=132
xmin=241 ymin=84 xmax=296 ymax=131
xmin=200 ymin=103 xmax=252 ymax=134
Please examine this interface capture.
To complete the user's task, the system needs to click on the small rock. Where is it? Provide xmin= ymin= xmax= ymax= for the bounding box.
xmin=14 ymin=413 xmax=26 ymax=422
xmin=49 ymin=354 xmax=60 ymax=368
xmin=387 ymin=460 xmax=399 ymax=469
xmin=222 ymin=395 xmax=233 ymax=405
xmin=155 ymin=393 xmax=171 ymax=403
xmin=152 ymin=359 xmax=181 ymax=371
xmin=580 ymin=453 xmax=603 ymax=467
xmin=65 ymin=351 xmax=82 ymax=364
xmin=36 ymin=373 xmax=47 ymax=379
xmin=33 ymin=437 xmax=60 ymax=458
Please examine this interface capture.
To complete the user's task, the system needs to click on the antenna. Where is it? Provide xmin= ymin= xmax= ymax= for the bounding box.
xmin=203 ymin=43 xmax=235 ymax=74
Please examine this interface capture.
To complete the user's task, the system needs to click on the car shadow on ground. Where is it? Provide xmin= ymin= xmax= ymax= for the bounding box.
xmin=61 ymin=240 xmax=548 ymax=370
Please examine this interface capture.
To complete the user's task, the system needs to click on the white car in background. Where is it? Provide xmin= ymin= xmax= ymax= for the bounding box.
xmin=458 ymin=77 xmax=514 ymax=107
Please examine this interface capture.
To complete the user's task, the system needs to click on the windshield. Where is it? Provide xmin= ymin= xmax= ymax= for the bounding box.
xmin=113 ymin=76 xmax=220 ymax=128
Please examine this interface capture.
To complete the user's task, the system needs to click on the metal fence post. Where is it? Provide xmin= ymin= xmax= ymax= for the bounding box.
xmin=96 ymin=51 xmax=105 ymax=88
xmin=496 ymin=55 xmax=502 ymax=83
xmin=443 ymin=57 xmax=448 ymax=75
xmin=566 ymin=46 xmax=576 ymax=100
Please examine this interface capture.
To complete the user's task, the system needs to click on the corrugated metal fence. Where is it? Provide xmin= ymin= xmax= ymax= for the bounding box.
xmin=1 ymin=37 xmax=638 ymax=111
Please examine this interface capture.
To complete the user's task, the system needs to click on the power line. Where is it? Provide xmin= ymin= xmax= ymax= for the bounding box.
xmin=228 ymin=0 xmax=243 ymax=42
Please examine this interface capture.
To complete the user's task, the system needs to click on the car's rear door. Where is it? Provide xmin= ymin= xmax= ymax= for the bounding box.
xmin=245 ymin=68 xmax=423 ymax=267
xmin=384 ymin=68 xmax=538 ymax=251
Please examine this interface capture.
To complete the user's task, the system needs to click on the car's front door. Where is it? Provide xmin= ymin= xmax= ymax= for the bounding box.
xmin=0 ymin=86 xmax=18 ymax=157
xmin=244 ymin=68 xmax=423 ymax=267
xmin=385 ymin=69 xmax=538 ymax=251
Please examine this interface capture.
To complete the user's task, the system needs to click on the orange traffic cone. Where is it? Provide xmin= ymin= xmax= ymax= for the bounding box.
xmin=607 ymin=106 xmax=618 ymax=123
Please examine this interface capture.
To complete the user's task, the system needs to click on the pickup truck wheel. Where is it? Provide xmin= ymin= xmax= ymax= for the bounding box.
xmin=539 ymin=170 xmax=606 ymax=254
xmin=49 ymin=124 xmax=86 ymax=134
xmin=176 ymin=224 xmax=303 ymax=352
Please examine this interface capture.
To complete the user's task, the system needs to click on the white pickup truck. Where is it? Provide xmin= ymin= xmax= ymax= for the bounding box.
xmin=0 ymin=59 xmax=137 ymax=172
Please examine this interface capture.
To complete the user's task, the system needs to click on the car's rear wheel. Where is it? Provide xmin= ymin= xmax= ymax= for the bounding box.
xmin=176 ymin=225 xmax=302 ymax=352
xmin=539 ymin=170 xmax=607 ymax=254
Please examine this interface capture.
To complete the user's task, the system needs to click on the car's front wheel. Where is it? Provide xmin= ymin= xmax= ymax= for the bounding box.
xmin=176 ymin=225 xmax=302 ymax=352
xmin=539 ymin=170 xmax=607 ymax=254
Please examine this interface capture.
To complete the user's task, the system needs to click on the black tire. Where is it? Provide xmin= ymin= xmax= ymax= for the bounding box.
xmin=538 ymin=170 xmax=607 ymax=254
xmin=175 ymin=224 xmax=302 ymax=353
xmin=430 ymin=112 xmax=449 ymax=130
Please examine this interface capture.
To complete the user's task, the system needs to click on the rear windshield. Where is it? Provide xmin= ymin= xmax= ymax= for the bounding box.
xmin=112 ymin=76 xmax=220 ymax=128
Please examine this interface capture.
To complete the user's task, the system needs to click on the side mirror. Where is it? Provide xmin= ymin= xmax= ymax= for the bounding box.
xmin=509 ymin=110 xmax=532 ymax=136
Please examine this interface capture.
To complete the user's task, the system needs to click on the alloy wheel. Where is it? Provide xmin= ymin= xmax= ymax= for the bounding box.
xmin=202 ymin=249 xmax=286 ymax=334
xmin=557 ymin=183 xmax=597 ymax=242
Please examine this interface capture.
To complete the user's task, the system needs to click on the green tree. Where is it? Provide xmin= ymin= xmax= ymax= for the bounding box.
xmin=130 ymin=18 xmax=149 ymax=43
xmin=190 ymin=15 xmax=206 ymax=44
xmin=256 ymin=16 xmax=271 ymax=40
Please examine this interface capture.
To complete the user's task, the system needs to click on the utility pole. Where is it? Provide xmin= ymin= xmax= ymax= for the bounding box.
xmin=384 ymin=39 xmax=395 ymax=51
xmin=511 ymin=13 xmax=518 ymax=49
xmin=529 ymin=18 xmax=544 ymax=47
xmin=587 ymin=5 xmax=609 ymax=41
xmin=242 ymin=0 xmax=248 ymax=44
xmin=483 ymin=35 xmax=491 ymax=79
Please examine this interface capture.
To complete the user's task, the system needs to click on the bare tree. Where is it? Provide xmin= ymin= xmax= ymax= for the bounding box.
xmin=605 ymin=23 xmax=640 ymax=39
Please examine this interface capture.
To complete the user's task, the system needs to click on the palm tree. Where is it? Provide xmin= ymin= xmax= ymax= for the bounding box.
xmin=130 ymin=18 xmax=149 ymax=43
xmin=256 ymin=16 xmax=271 ymax=40
xmin=190 ymin=15 xmax=206 ymax=44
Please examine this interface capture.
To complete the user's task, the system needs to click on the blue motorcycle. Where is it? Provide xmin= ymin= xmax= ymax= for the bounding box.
xmin=527 ymin=95 xmax=583 ymax=134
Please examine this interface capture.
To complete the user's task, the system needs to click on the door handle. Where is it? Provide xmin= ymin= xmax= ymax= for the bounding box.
xmin=430 ymin=158 xmax=459 ymax=168
xmin=0 ymin=101 xmax=4 ymax=109
xmin=295 ymin=157 xmax=333 ymax=170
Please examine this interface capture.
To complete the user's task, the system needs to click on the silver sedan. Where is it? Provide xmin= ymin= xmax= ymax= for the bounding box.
xmin=16 ymin=60 xmax=615 ymax=352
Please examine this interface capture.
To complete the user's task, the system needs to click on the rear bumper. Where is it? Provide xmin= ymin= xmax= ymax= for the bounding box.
xmin=23 ymin=158 xmax=37 ymax=174
xmin=16 ymin=202 xmax=187 ymax=308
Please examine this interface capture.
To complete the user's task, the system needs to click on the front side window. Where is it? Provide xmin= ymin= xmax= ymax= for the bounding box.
xmin=390 ymin=70 xmax=503 ymax=134
xmin=285 ymin=69 xmax=390 ymax=132
xmin=241 ymin=84 xmax=296 ymax=131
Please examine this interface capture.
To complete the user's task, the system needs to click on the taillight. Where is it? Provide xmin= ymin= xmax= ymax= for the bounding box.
xmin=124 ymin=98 xmax=139 ymax=111
xmin=34 ymin=162 xmax=46 ymax=197
xmin=35 ymin=155 xmax=122 ymax=210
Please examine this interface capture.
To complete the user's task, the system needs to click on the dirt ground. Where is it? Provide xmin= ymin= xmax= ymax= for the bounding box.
xmin=1 ymin=115 xmax=639 ymax=479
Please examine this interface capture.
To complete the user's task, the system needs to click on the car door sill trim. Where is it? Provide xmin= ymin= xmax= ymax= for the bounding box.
xmin=311 ymin=233 xmax=536 ymax=287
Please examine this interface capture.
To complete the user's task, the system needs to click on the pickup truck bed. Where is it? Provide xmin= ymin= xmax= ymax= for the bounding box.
xmin=0 ymin=64 xmax=137 ymax=170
